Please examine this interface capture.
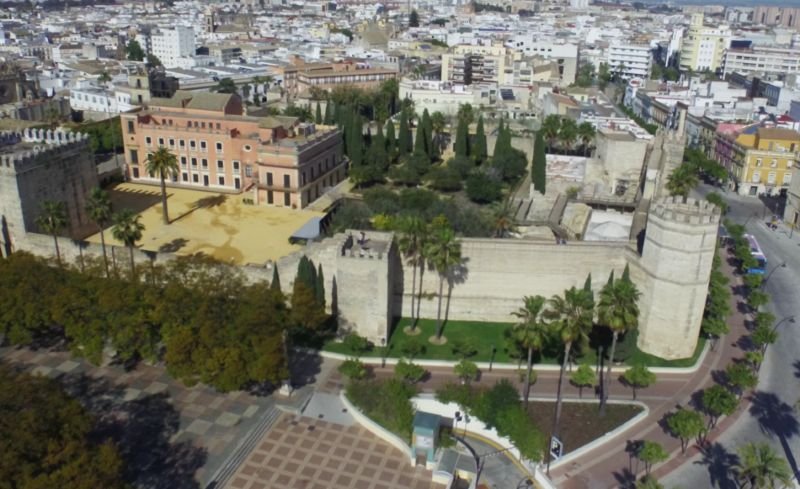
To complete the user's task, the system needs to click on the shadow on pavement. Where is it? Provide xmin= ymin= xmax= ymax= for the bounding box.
xmin=749 ymin=391 xmax=800 ymax=482
xmin=612 ymin=467 xmax=637 ymax=488
xmin=693 ymin=442 xmax=739 ymax=489
xmin=59 ymin=372 xmax=207 ymax=489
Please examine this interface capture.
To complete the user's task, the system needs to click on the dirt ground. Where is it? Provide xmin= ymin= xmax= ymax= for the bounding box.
xmin=85 ymin=183 xmax=324 ymax=265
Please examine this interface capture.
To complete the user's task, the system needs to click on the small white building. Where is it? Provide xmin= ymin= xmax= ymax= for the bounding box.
xmin=69 ymin=87 xmax=118 ymax=114
xmin=399 ymin=79 xmax=494 ymax=117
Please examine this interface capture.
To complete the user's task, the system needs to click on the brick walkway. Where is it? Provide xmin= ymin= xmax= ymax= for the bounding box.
xmin=224 ymin=413 xmax=442 ymax=489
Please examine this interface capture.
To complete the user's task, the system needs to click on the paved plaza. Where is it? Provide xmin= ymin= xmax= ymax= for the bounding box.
xmin=224 ymin=412 xmax=443 ymax=489
xmin=0 ymin=346 xmax=289 ymax=489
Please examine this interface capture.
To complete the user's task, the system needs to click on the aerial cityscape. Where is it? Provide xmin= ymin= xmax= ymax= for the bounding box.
xmin=1 ymin=0 xmax=799 ymax=488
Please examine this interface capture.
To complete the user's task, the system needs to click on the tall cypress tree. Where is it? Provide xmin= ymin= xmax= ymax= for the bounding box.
xmin=271 ymin=266 xmax=281 ymax=292
xmin=316 ymin=264 xmax=326 ymax=309
xmin=622 ymin=263 xmax=631 ymax=282
xmin=398 ymin=111 xmax=412 ymax=156
xmin=349 ymin=113 xmax=364 ymax=166
xmin=532 ymin=130 xmax=547 ymax=195
xmin=324 ymin=100 xmax=333 ymax=124
xmin=385 ymin=119 xmax=396 ymax=154
xmin=494 ymin=120 xmax=511 ymax=160
xmin=474 ymin=116 xmax=487 ymax=163
xmin=454 ymin=117 xmax=469 ymax=158
xmin=315 ymin=102 xmax=322 ymax=124
xmin=422 ymin=109 xmax=433 ymax=158
xmin=413 ymin=126 xmax=426 ymax=156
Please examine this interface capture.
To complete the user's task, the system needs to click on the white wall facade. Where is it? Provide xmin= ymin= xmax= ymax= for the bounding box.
xmin=151 ymin=27 xmax=195 ymax=68
xmin=607 ymin=43 xmax=653 ymax=79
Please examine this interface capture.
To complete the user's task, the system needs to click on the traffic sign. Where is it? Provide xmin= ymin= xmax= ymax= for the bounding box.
xmin=550 ymin=436 xmax=564 ymax=460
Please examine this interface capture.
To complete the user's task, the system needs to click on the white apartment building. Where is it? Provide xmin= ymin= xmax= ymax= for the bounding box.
xmin=722 ymin=46 xmax=800 ymax=78
xmin=69 ymin=87 xmax=118 ymax=114
xmin=607 ymin=43 xmax=653 ymax=79
xmin=398 ymin=79 xmax=495 ymax=117
xmin=150 ymin=27 xmax=195 ymax=69
xmin=502 ymin=38 xmax=579 ymax=85
xmin=680 ymin=13 xmax=731 ymax=72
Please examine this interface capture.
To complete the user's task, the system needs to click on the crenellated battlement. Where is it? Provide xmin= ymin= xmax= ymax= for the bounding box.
xmin=649 ymin=195 xmax=721 ymax=225
xmin=0 ymin=129 xmax=90 ymax=172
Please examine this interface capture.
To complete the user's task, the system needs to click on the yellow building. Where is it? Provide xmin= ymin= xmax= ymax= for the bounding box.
xmin=679 ymin=13 xmax=731 ymax=72
xmin=733 ymin=127 xmax=799 ymax=196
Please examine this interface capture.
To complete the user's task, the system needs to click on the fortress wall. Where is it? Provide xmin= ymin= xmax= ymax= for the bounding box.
xmin=393 ymin=238 xmax=632 ymax=324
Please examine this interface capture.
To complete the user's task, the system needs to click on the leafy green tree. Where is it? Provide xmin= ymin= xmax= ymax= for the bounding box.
xmin=146 ymin=53 xmax=162 ymax=67
xmin=451 ymin=338 xmax=478 ymax=359
xmin=111 ymin=209 xmax=144 ymax=276
xmin=427 ymin=166 xmax=463 ymax=192
xmin=394 ymin=359 xmax=427 ymax=384
xmin=126 ymin=39 xmax=145 ymax=61
xmin=466 ymin=171 xmax=503 ymax=203
xmin=214 ymin=77 xmax=237 ymax=94
xmin=570 ymin=362 xmax=595 ymax=399
xmin=454 ymin=359 xmax=479 ymax=384
xmin=701 ymin=384 xmax=738 ymax=428
xmin=598 ymin=272 xmax=641 ymax=411
xmin=752 ymin=324 xmax=778 ymax=354
xmin=457 ymin=103 xmax=474 ymax=126
xmin=425 ymin=217 xmax=462 ymax=340
xmin=343 ymin=332 xmax=371 ymax=356
xmin=146 ymin=146 xmax=179 ymax=225
xmin=85 ymin=188 xmax=113 ymax=276
xmin=546 ymin=287 xmax=595 ymax=443
xmin=736 ymin=442 xmax=792 ymax=489
xmin=747 ymin=290 xmax=770 ymax=311
xmin=36 ymin=200 xmax=67 ymax=266
xmin=622 ymin=364 xmax=655 ymax=400
xmin=725 ymin=362 xmax=757 ymax=398
xmin=431 ymin=111 xmax=446 ymax=156
xmin=400 ymin=337 xmax=426 ymax=359
xmin=745 ymin=350 xmax=764 ymax=373
xmin=512 ymin=295 xmax=548 ymax=406
xmin=598 ymin=62 xmax=612 ymax=89
xmin=492 ymin=148 xmax=528 ymax=183
xmin=667 ymin=408 xmax=706 ymax=454
xmin=0 ymin=366 xmax=128 ymax=489
xmin=339 ymin=358 xmax=368 ymax=380
xmin=532 ymin=131 xmax=547 ymax=194
xmin=637 ymin=440 xmax=669 ymax=476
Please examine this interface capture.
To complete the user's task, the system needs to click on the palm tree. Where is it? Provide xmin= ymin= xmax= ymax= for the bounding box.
xmin=511 ymin=295 xmax=548 ymax=409
xmin=85 ymin=187 xmax=113 ymax=276
xmin=97 ymin=71 xmax=112 ymax=86
xmin=577 ymin=122 xmax=596 ymax=156
xmin=546 ymin=286 xmax=595 ymax=463
xmin=558 ymin=118 xmax=578 ymax=155
xmin=397 ymin=216 xmax=426 ymax=330
xmin=736 ymin=442 xmax=792 ymax=489
xmin=666 ymin=164 xmax=699 ymax=198
xmin=424 ymin=218 xmax=462 ymax=341
xmin=111 ymin=209 xmax=145 ymax=277
xmin=541 ymin=115 xmax=561 ymax=153
xmin=146 ymin=147 xmax=179 ymax=225
xmin=493 ymin=201 xmax=516 ymax=238
xmin=35 ymin=200 xmax=67 ymax=266
xmin=597 ymin=272 xmax=641 ymax=414
xmin=430 ymin=111 xmax=446 ymax=154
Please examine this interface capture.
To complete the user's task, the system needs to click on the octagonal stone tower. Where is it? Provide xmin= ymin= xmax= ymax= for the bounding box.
xmin=637 ymin=196 xmax=721 ymax=359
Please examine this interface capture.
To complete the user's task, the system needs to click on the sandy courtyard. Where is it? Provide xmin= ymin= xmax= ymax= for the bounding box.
xmin=86 ymin=183 xmax=324 ymax=265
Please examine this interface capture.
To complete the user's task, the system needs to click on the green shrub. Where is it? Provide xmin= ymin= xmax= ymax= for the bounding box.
xmin=346 ymin=378 xmax=416 ymax=440
xmin=338 ymin=358 xmax=368 ymax=380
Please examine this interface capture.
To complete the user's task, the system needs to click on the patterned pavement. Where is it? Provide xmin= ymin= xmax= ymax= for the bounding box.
xmin=225 ymin=413 xmax=443 ymax=489
xmin=0 ymin=346 xmax=280 ymax=488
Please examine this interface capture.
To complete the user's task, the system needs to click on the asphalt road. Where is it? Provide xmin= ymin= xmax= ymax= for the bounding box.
xmin=663 ymin=185 xmax=800 ymax=489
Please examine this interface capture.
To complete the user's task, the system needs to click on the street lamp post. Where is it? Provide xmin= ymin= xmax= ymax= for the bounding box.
xmin=771 ymin=315 xmax=796 ymax=336
xmin=489 ymin=344 xmax=496 ymax=372
xmin=761 ymin=262 xmax=787 ymax=289
xmin=380 ymin=338 xmax=386 ymax=368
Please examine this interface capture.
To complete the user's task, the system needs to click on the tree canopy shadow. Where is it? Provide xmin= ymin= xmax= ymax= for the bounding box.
xmin=693 ymin=442 xmax=740 ymax=489
xmin=612 ymin=467 xmax=637 ymax=489
xmin=749 ymin=391 xmax=800 ymax=482
xmin=159 ymin=238 xmax=189 ymax=253
xmin=58 ymin=372 xmax=207 ymax=489
xmin=793 ymin=360 xmax=800 ymax=379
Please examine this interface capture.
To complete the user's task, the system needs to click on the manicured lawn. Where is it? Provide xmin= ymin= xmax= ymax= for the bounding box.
xmin=323 ymin=317 xmax=707 ymax=368
xmin=529 ymin=401 xmax=643 ymax=455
